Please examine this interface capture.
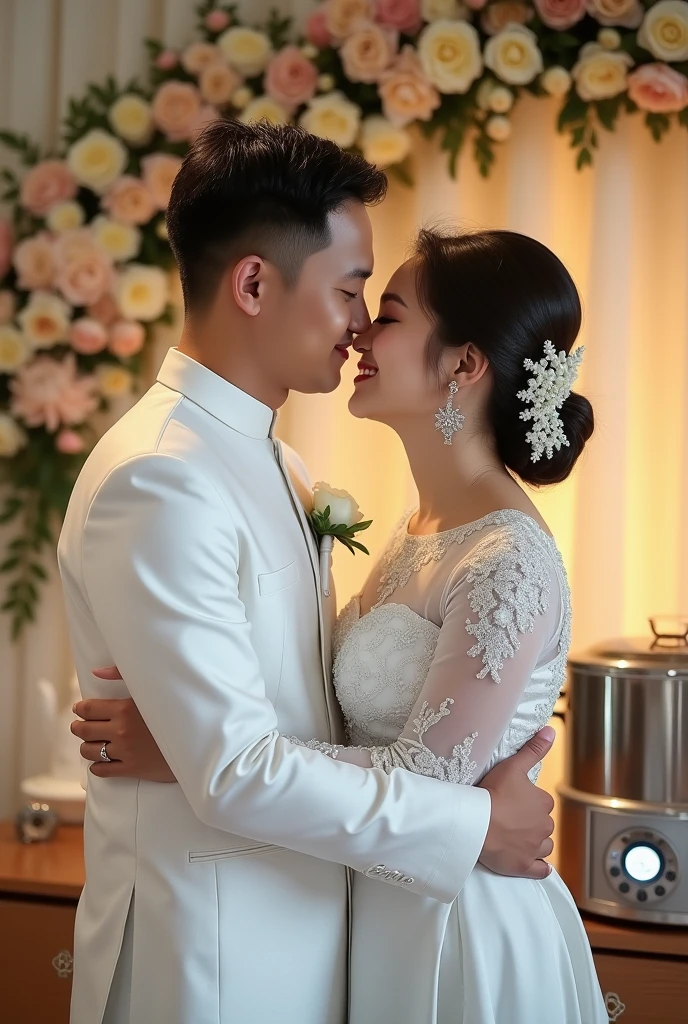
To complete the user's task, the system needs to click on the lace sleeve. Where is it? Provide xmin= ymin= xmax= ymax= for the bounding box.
xmin=288 ymin=526 xmax=562 ymax=782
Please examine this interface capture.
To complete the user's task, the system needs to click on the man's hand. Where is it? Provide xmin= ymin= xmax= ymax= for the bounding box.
xmin=477 ymin=726 xmax=556 ymax=880
xmin=71 ymin=666 xmax=177 ymax=782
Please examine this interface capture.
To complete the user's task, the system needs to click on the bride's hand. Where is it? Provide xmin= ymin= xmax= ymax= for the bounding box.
xmin=71 ymin=667 xmax=177 ymax=783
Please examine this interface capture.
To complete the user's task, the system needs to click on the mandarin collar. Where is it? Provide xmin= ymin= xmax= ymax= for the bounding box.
xmin=156 ymin=348 xmax=276 ymax=440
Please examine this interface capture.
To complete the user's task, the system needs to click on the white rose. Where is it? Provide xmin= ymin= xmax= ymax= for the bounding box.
xmin=541 ymin=65 xmax=573 ymax=96
xmin=17 ymin=291 xmax=71 ymax=348
xmin=67 ymin=129 xmax=128 ymax=195
xmin=300 ymin=92 xmax=362 ymax=147
xmin=313 ymin=482 xmax=362 ymax=527
xmin=218 ymin=27 xmax=273 ymax=77
xmin=0 ymin=413 xmax=27 ymax=458
xmin=231 ymin=86 xmax=254 ymax=110
xmin=318 ymin=73 xmax=336 ymax=92
xmin=418 ymin=20 xmax=482 ymax=93
xmin=422 ymin=0 xmax=466 ymax=19
xmin=301 ymin=43 xmax=319 ymax=60
xmin=108 ymin=94 xmax=153 ymax=145
xmin=489 ymin=85 xmax=514 ymax=112
xmin=359 ymin=116 xmax=412 ymax=168
xmin=476 ymin=77 xmax=496 ymax=110
xmin=0 ymin=325 xmax=31 ymax=372
xmin=638 ymin=0 xmax=688 ymax=61
xmin=98 ymin=364 xmax=134 ymax=398
xmin=485 ymin=114 xmax=512 ymax=141
xmin=45 ymin=200 xmax=85 ymax=233
xmin=115 ymin=264 xmax=168 ymax=321
xmin=484 ymin=25 xmax=543 ymax=85
xmin=572 ymin=43 xmax=633 ymax=100
xmin=91 ymin=215 xmax=141 ymax=262
xmin=239 ymin=96 xmax=290 ymax=125
xmin=598 ymin=27 xmax=621 ymax=48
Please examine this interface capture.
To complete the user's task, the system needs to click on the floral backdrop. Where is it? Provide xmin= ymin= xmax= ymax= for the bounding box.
xmin=0 ymin=0 xmax=687 ymax=636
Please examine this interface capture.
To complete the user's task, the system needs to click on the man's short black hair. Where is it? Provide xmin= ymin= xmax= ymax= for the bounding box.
xmin=166 ymin=118 xmax=388 ymax=311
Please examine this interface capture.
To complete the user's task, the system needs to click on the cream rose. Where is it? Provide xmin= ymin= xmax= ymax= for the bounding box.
xmin=422 ymin=0 xmax=465 ymax=19
xmin=541 ymin=65 xmax=572 ymax=96
xmin=325 ymin=0 xmax=375 ymax=41
xmin=19 ymin=160 xmax=78 ymax=217
xmin=313 ymin=481 xmax=362 ymax=527
xmin=232 ymin=86 xmax=254 ymax=109
xmin=181 ymin=41 xmax=224 ymax=75
xmin=481 ymin=0 xmax=533 ymax=35
xmin=586 ymin=0 xmax=643 ymax=27
xmin=239 ymin=96 xmax=290 ymax=125
xmin=102 ymin=176 xmax=157 ymax=226
xmin=379 ymin=46 xmax=441 ymax=125
xmin=218 ymin=27 xmax=273 ymax=76
xmin=627 ymin=61 xmax=688 ymax=111
xmin=317 ymin=73 xmax=336 ymax=92
xmin=359 ymin=116 xmax=412 ymax=166
xmin=108 ymin=94 xmax=154 ymax=145
xmin=200 ymin=62 xmax=242 ymax=105
xmin=638 ymin=0 xmax=688 ymax=62
xmin=598 ymin=27 xmax=622 ymax=47
xmin=12 ymin=234 xmax=56 ymax=291
xmin=115 ymin=264 xmax=168 ymax=321
xmin=418 ymin=19 xmax=483 ymax=94
xmin=484 ymin=25 xmax=543 ymax=85
xmin=152 ymin=81 xmax=202 ymax=142
xmin=572 ymin=42 xmax=633 ymax=99
xmin=141 ymin=154 xmax=182 ymax=210
xmin=67 ymin=129 xmax=128 ymax=194
xmin=0 ymin=414 xmax=27 ymax=458
xmin=45 ymin=200 xmax=85 ymax=233
xmin=340 ymin=22 xmax=398 ymax=84
xmin=91 ymin=216 xmax=141 ymax=262
xmin=98 ymin=364 xmax=134 ymax=398
xmin=485 ymin=114 xmax=512 ymax=140
xmin=17 ymin=291 xmax=71 ymax=349
xmin=0 ymin=325 xmax=31 ymax=372
xmin=55 ymin=247 xmax=113 ymax=307
xmin=300 ymin=92 xmax=362 ymax=146
xmin=489 ymin=85 xmax=515 ymax=111
xmin=264 ymin=45 xmax=319 ymax=110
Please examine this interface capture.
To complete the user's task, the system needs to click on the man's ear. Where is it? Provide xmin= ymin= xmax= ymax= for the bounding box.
xmin=230 ymin=255 xmax=265 ymax=316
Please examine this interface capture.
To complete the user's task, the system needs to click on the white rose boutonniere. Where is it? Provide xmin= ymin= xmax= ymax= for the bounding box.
xmin=309 ymin=481 xmax=372 ymax=596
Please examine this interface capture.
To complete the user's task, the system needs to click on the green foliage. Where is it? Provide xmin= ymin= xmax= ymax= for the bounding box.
xmin=309 ymin=508 xmax=373 ymax=557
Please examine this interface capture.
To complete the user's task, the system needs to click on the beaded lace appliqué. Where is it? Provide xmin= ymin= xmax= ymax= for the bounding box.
xmin=368 ymin=698 xmax=479 ymax=785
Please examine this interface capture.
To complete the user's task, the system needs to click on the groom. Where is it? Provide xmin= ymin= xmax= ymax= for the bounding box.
xmin=60 ymin=120 xmax=555 ymax=1024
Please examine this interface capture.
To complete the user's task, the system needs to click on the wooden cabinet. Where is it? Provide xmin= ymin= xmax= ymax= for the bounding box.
xmin=0 ymin=821 xmax=83 ymax=1024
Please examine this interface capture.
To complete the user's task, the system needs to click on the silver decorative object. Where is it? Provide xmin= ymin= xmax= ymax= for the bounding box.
xmin=434 ymin=380 xmax=464 ymax=445
xmin=15 ymin=801 xmax=58 ymax=844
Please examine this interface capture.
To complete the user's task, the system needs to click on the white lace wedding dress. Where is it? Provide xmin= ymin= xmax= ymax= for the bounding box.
xmin=293 ymin=509 xmax=608 ymax=1024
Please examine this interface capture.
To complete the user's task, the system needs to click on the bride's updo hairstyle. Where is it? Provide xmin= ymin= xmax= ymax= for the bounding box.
xmin=414 ymin=228 xmax=594 ymax=486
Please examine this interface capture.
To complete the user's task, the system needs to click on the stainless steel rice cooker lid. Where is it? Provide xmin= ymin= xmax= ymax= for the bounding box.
xmin=569 ymin=617 xmax=688 ymax=676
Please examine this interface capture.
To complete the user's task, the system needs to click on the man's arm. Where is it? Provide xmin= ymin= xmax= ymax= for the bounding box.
xmin=74 ymin=452 xmax=490 ymax=904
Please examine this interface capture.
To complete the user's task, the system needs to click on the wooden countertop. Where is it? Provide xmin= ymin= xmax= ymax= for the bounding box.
xmin=583 ymin=912 xmax=688 ymax=959
xmin=0 ymin=821 xmax=84 ymax=900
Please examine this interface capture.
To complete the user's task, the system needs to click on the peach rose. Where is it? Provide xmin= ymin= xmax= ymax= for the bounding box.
xmin=12 ymin=233 xmax=56 ymax=290
xmin=55 ymin=429 xmax=85 ymax=454
xmin=69 ymin=317 xmax=109 ymax=355
xmin=265 ymin=46 xmax=319 ymax=110
xmin=326 ymin=0 xmax=375 ymax=40
xmin=141 ymin=154 xmax=182 ymax=210
xmin=627 ymin=61 xmax=688 ymax=110
xmin=482 ymin=0 xmax=534 ymax=34
xmin=375 ymin=0 xmax=423 ymax=33
xmin=379 ymin=46 xmax=441 ymax=124
xmin=206 ymin=9 xmax=231 ymax=32
xmin=10 ymin=353 xmax=99 ymax=432
xmin=533 ymin=0 xmax=586 ymax=28
xmin=586 ymin=0 xmax=643 ymax=26
xmin=17 ymin=291 xmax=71 ymax=348
xmin=341 ymin=22 xmax=398 ymax=83
xmin=102 ymin=176 xmax=157 ymax=226
xmin=152 ymin=81 xmax=202 ymax=141
xmin=305 ymin=8 xmax=333 ymax=46
xmin=465 ymin=0 xmax=488 ymax=9
xmin=56 ymin=247 xmax=113 ymax=307
xmin=0 ymin=219 xmax=12 ymax=280
xmin=155 ymin=50 xmax=179 ymax=71
xmin=200 ymin=61 xmax=242 ymax=106
xmin=0 ymin=290 xmax=16 ymax=324
xmin=87 ymin=292 xmax=120 ymax=326
xmin=19 ymin=160 xmax=77 ymax=217
xmin=182 ymin=42 xmax=224 ymax=76
xmin=109 ymin=320 xmax=146 ymax=358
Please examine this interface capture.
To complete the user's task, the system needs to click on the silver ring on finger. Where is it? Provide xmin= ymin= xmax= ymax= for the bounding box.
xmin=99 ymin=741 xmax=112 ymax=763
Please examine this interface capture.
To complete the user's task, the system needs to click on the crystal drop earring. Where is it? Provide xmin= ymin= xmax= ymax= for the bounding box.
xmin=434 ymin=380 xmax=465 ymax=445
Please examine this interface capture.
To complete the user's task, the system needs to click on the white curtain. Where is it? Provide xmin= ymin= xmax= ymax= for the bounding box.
xmin=1 ymin=0 xmax=687 ymax=824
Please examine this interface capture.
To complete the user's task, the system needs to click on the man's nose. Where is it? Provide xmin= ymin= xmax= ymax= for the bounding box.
xmin=351 ymin=301 xmax=371 ymax=336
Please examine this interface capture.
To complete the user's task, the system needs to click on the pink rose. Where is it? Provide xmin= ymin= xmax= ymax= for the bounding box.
xmin=627 ymin=62 xmax=688 ymax=112
xmin=265 ymin=46 xmax=319 ymax=111
xmin=533 ymin=0 xmax=586 ymax=28
xmin=586 ymin=0 xmax=643 ymax=26
xmin=102 ymin=176 xmax=157 ymax=225
xmin=200 ymin=62 xmax=242 ymax=105
xmin=374 ymin=0 xmax=422 ymax=34
xmin=109 ymin=320 xmax=146 ymax=358
xmin=69 ymin=317 xmax=109 ymax=354
xmin=379 ymin=46 xmax=440 ymax=125
xmin=0 ymin=219 xmax=13 ymax=279
xmin=188 ymin=105 xmax=220 ymax=143
xmin=19 ymin=160 xmax=77 ymax=217
xmin=0 ymin=290 xmax=15 ymax=324
xmin=305 ymin=8 xmax=333 ymax=47
xmin=55 ymin=428 xmax=85 ymax=454
xmin=341 ymin=22 xmax=398 ymax=83
xmin=464 ymin=0 xmax=489 ymax=9
xmin=56 ymin=248 xmax=113 ymax=307
xmin=152 ymin=81 xmax=202 ymax=141
xmin=482 ymin=1 xmax=534 ymax=34
xmin=12 ymin=233 xmax=56 ymax=290
xmin=205 ymin=9 xmax=231 ymax=32
xmin=10 ymin=353 xmax=99 ymax=432
xmin=155 ymin=50 xmax=179 ymax=71
xmin=87 ymin=292 xmax=120 ymax=326
xmin=141 ymin=154 xmax=183 ymax=210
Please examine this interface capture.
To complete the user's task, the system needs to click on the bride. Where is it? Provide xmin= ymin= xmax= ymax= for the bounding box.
xmin=75 ymin=227 xmax=607 ymax=1023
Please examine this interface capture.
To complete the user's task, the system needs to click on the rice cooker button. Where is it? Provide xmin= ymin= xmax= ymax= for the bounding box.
xmin=655 ymin=885 xmax=666 ymax=897
xmin=618 ymin=882 xmax=630 ymax=894
xmin=610 ymin=866 xmax=620 ymax=877
xmin=637 ymin=889 xmax=648 ymax=902
xmin=666 ymin=870 xmax=676 ymax=882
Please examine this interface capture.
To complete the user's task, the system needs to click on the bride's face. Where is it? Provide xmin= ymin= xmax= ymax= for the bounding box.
xmin=349 ymin=259 xmax=446 ymax=426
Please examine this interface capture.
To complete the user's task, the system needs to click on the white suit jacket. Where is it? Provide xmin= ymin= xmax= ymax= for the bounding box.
xmin=58 ymin=348 xmax=490 ymax=1024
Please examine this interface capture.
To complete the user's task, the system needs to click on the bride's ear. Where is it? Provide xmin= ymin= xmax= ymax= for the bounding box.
xmin=452 ymin=343 xmax=489 ymax=388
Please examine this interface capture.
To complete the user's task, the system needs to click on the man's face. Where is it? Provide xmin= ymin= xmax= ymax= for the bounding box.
xmin=254 ymin=201 xmax=374 ymax=396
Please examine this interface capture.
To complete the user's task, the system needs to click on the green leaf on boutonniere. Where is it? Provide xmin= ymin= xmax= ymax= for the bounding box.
xmin=308 ymin=507 xmax=373 ymax=557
